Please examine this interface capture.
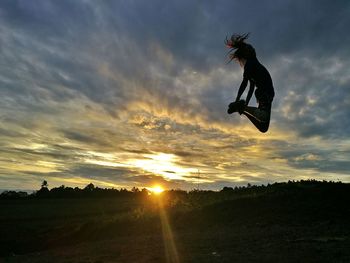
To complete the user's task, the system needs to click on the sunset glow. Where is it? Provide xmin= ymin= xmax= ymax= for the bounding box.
xmin=148 ymin=185 xmax=165 ymax=195
xmin=130 ymin=153 xmax=197 ymax=180
xmin=0 ymin=1 xmax=350 ymax=192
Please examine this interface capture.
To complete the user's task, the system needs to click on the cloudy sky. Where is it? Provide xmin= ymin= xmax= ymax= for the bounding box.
xmin=1 ymin=0 xmax=350 ymax=191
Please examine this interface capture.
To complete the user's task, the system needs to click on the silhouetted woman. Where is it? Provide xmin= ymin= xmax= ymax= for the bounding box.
xmin=225 ymin=33 xmax=275 ymax=133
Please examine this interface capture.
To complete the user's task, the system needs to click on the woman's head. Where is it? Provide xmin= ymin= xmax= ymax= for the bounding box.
xmin=225 ymin=33 xmax=256 ymax=64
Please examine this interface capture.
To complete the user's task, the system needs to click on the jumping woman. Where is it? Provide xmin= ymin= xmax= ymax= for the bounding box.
xmin=225 ymin=33 xmax=275 ymax=133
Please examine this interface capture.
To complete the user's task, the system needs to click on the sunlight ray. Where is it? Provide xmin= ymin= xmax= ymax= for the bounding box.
xmin=158 ymin=197 xmax=180 ymax=263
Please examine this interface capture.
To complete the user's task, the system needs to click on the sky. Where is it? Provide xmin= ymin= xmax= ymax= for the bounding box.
xmin=1 ymin=0 xmax=350 ymax=191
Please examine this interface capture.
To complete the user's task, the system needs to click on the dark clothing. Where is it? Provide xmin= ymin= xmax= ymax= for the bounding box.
xmin=231 ymin=56 xmax=274 ymax=133
xmin=258 ymin=100 xmax=272 ymax=113
xmin=243 ymin=58 xmax=275 ymax=104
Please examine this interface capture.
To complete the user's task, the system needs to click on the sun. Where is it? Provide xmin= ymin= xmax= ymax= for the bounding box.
xmin=130 ymin=152 xmax=197 ymax=180
xmin=148 ymin=185 xmax=164 ymax=195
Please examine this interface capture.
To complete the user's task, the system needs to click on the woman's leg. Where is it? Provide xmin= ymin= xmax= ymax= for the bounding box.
xmin=243 ymin=106 xmax=269 ymax=122
xmin=242 ymin=106 xmax=271 ymax=133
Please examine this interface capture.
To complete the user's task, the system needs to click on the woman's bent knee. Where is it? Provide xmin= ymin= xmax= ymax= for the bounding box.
xmin=258 ymin=123 xmax=269 ymax=133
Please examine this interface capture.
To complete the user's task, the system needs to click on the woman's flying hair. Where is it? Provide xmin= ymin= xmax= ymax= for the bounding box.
xmin=225 ymin=33 xmax=256 ymax=63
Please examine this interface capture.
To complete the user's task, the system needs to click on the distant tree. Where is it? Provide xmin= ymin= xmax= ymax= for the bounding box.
xmin=221 ymin=186 xmax=234 ymax=192
xmin=17 ymin=191 xmax=28 ymax=198
xmin=0 ymin=191 xmax=28 ymax=199
xmin=36 ymin=181 xmax=50 ymax=197
xmin=141 ymin=188 xmax=149 ymax=195
xmin=131 ymin=187 xmax=140 ymax=193
xmin=41 ymin=180 xmax=48 ymax=189
xmin=84 ymin=183 xmax=95 ymax=191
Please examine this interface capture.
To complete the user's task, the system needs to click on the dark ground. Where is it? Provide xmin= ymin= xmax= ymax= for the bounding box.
xmin=1 ymin=181 xmax=349 ymax=262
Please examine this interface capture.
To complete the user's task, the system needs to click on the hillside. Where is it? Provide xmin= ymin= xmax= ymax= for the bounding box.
xmin=1 ymin=180 xmax=350 ymax=262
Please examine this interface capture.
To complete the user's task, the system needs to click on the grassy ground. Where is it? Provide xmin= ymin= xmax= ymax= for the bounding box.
xmin=1 ymin=182 xmax=350 ymax=262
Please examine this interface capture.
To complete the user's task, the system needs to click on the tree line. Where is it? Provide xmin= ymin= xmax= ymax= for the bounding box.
xmin=0 ymin=179 xmax=347 ymax=200
xmin=0 ymin=181 xmax=149 ymax=199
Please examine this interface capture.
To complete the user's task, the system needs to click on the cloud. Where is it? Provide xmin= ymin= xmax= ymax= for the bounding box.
xmin=272 ymin=55 xmax=350 ymax=138
xmin=0 ymin=0 xmax=350 ymax=190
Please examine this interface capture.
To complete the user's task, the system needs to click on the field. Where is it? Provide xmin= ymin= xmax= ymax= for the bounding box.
xmin=1 ymin=181 xmax=350 ymax=263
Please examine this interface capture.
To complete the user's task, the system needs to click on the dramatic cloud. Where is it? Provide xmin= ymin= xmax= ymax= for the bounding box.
xmin=0 ymin=0 xmax=349 ymax=191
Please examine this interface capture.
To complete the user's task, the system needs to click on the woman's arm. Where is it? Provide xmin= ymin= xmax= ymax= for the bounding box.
xmin=235 ymin=77 xmax=248 ymax=102
xmin=245 ymin=80 xmax=255 ymax=105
